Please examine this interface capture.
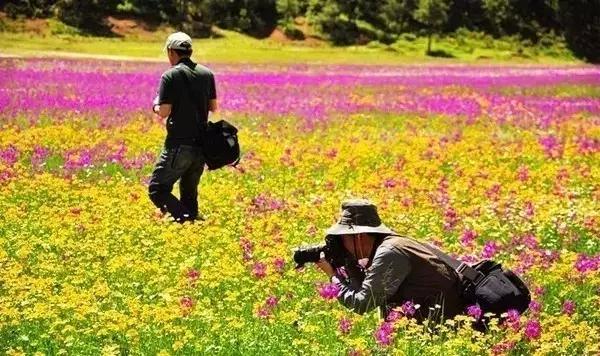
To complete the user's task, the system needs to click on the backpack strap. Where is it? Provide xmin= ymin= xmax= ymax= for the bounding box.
xmin=424 ymin=243 xmax=485 ymax=284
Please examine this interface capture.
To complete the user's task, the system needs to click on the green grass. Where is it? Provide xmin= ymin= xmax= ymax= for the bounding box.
xmin=0 ymin=16 xmax=581 ymax=65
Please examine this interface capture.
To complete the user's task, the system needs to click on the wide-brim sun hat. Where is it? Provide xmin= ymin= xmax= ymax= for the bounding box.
xmin=325 ymin=199 xmax=396 ymax=236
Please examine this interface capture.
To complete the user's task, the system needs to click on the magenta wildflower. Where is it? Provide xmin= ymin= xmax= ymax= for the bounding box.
xmin=538 ymin=134 xmax=563 ymax=158
xmin=491 ymin=340 xmax=515 ymax=355
xmin=524 ymin=319 xmax=541 ymax=340
xmin=180 ymin=296 xmax=194 ymax=313
xmin=504 ymin=309 xmax=521 ymax=331
xmin=575 ymin=254 xmax=599 ymax=273
xmin=273 ymin=257 xmax=286 ymax=273
xmin=186 ymin=268 xmax=200 ymax=281
xmin=481 ymin=241 xmax=500 ymax=259
xmin=266 ymin=295 xmax=279 ymax=308
xmin=252 ymin=262 xmax=267 ymax=279
xmin=338 ymin=318 xmax=352 ymax=334
xmin=517 ymin=165 xmax=529 ymax=182
xmin=400 ymin=300 xmax=417 ymax=317
xmin=528 ymin=300 xmax=541 ymax=314
xmin=383 ymin=178 xmax=397 ymax=188
xmin=466 ymin=304 xmax=482 ymax=320
xmin=562 ymin=300 xmax=576 ymax=316
xmin=318 ymin=283 xmax=340 ymax=300
xmin=0 ymin=145 xmax=19 ymax=166
xmin=374 ymin=322 xmax=394 ymax=346
xmin=460 ymin=229 xmax=478 ymax=247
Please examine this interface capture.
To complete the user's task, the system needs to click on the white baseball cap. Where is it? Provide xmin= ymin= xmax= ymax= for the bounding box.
xmin=163 ymin=32 xmax=193 ymax=52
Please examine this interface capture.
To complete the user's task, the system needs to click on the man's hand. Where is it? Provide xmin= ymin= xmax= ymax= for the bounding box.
xmin=316 ymin=259 xmax=336 ymax=278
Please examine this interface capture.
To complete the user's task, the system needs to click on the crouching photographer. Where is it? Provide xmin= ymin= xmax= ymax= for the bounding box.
xmin=294 ymin=199 xmax=530 ymax=327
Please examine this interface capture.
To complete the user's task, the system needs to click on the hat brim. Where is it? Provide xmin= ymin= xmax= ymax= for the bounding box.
xmin=325 ymin=223 xmax=396 ymax=236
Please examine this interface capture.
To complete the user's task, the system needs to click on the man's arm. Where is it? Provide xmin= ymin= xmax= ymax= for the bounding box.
xmin=319 ymin=246 xmax=411 ymax=315
xmin=153 ymin=73 xmax=173 ymax=118
xmin=209 ymin=99 xmax=218 ymax=112
xmin=153 ymin=103 xmax=172 ymax=118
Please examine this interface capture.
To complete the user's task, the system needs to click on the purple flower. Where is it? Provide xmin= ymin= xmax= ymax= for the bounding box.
xmin=466 ymin=304 xmax=482 ymax=320
xmin=538 ymin=134 xmax=563 ymax=159
xmin=562 ymin=300 xmax=576 ymax=316
xmin=401 ymin=300 xmax=417 ymax=317
xmin=338 ymin=318 xmax=352 ymax=334
xmin=318 ymin=283 xmax=340 ymax=300
xmin=252 ymin=262 xmax=267 ymax=279
xmin=481 ymin=241 xmax=500 ymax=259
xmin=504 ymin=309 xmax=521 ymax=331
xmin=524 ymin=319 xmax=541 ymax=340
xmin=265 ymin=295 xmax=279 ymax=307
xmin=460 ymin=229 xmax=478 ymax=247
xmin=374 ymin=322 xmax=394 ymax=346
xmin=0 ymin=145 xmax=19 ymax=166
xmin=529 ymin=300 xmax=542 ymax=314
xmin=575 ymin=254 xmax=599 ymax=273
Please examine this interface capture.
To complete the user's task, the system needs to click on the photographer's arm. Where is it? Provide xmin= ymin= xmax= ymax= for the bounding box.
xmin=330 ymin=247 xmax=411 ymax=315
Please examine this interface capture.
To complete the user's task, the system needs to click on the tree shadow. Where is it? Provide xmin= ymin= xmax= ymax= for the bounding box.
xmin=426 ymin=49 xmax=455 ymax=58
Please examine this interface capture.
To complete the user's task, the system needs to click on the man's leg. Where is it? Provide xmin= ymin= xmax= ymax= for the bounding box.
xmin=148 ymin=146 xmax=193 ymax=221
xmin=179 ymin=147 xmax=205 ymax=220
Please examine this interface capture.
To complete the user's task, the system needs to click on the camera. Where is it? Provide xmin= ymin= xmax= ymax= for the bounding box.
xmin=293 ymin=237 xmax=346 ymax=269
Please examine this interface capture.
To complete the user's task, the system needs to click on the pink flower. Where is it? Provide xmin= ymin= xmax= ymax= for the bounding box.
xmin=266 ymin=295 xmax=279 ymax=307
xmin=466 ymin=304 xmax=482 ymax=320
xmin=504 ymin=309 xmax=521 ymax=331
xmin=338 ymin=318 xmax=352 ymax=334
xmin=575 ymin=254 xmax=599 ymax=273
xmin=180 ymin=296 xmax=194 ymax=313
xmin=460 ymin=229 xmax=478 ymax=247
xmin=481 ymin=241 xmax=500 ymax=259
xmin=491 ymin=340 xmax=515 ymax=355
xmin=538 ymin=134 xmax=563 ymax=159
xmin=257 ymin=307 xmax=270 ymax=319
xmin=273 ymin=257 xmax=286 ymax=273
xmin=562 ymin=300 xmax=576 ymax=316
xmin=383 ymin=179 xmax=397 ymax=188
xmin=517 ymin=165 xmax=529 ymax=182
xmin=318 ymin=283 xmax=340 ymax=300
xmin=524 ymin=319 xmax=541 ymax=340
xmin=252 ymin=262 xmax=267 ymax=278
xmin=374 ymin=322 xmax=394 ymax=346
xmin=443 ymin=207 xmax=459 ymax=231
xmin=400 ymin=300 xmax=417 ymax=317
xmin=186 ymin=268 xmax=200 ymax=281
xmin=523 ymin=201 xmax=535 ymax=219
xmin=528 ymin=300 xmax=541 ymax=314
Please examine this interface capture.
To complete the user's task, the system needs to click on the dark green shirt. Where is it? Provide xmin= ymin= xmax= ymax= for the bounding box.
xmin=157 ymin=57 xmax=216 ymax=146
xmin=332 ymin=236 xmax=464 ymax=321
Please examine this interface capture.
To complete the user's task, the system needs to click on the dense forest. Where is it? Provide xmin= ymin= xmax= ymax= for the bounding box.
xmin=1 ymin=0 xmax=599 ymax=61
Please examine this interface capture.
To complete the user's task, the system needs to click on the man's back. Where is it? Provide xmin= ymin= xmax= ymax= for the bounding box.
xmin=158 ymin=58 xmax=216 ymax=146
xmin=383 ymin=236 xmax=464 ymax=320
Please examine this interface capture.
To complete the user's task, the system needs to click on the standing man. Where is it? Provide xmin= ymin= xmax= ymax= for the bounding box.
xmin=315 ymin=199 xmax=465 ymax=322
xmin=149 ymin=32 xmax=218 ymax=223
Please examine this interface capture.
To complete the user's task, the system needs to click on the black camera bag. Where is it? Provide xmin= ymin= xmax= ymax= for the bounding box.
xmin=202 ymin=120 xmax=241 ymax=170
xmin=177 ymin=65 xmax=241 ymax=170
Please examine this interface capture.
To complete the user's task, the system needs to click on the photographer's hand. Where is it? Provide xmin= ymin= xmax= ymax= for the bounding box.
xmin=316 ymin=259 xmax=335 ymax=278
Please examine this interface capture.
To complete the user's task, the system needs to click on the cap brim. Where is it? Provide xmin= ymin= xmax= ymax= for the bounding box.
xmin=325 ymin=223 xmax=395 ymax=236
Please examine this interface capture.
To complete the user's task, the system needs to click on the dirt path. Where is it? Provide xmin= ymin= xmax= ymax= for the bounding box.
xmin=0 ymin=50 xmax=162 ymax=62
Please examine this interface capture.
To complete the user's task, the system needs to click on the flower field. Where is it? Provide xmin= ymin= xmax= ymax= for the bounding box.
xmin=0 ymin=58 xmax=599 ymax=355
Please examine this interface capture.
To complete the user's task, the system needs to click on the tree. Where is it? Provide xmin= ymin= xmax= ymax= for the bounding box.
xmin=413 ymin=0 xmax=450 ymax=53
xmin=558 ymin=0 xmax=600 ymax=63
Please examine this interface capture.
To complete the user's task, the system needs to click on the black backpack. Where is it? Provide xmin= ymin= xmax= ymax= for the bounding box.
xmin=425 ymin=244 xmax=531 ymax=327
xmin=202 ymin=119 xmax=241 ymax=170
